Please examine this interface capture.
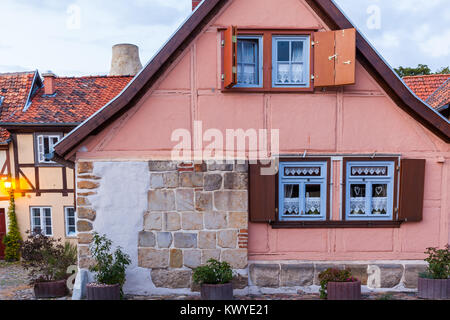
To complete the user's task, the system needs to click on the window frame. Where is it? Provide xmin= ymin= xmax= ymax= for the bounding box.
xmin=276 ymin=158 xmax=331 ymax=223
xmin=342 ymin=157 xmax=399 ymax=222
xmin=221 ymin=29 xmax=315 ymax=93
xmin=30 ymin=206 xmax=53 ymax=236
xmin=34 ymin=132 xmax=63 ymax=166
xmin=272 ymin=35 xmax=311 ymax=88
xmin=64 ymin=206 xmax=77 ymax=238
xmin=235 ymin=35 xmax=264 ymax=88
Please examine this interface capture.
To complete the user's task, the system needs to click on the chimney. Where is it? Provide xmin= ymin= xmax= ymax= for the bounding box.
xmin=109 ymin=44 xmax=143 ymax=76
xmin=192 ymin=0 xmax=202 ymax=11
xmin=42 ymin=71 xmax=57 ymax=95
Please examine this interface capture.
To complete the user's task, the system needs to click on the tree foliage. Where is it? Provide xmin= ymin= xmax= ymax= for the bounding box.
xmin=2 ymin=190 xmax=22 ymax=262
xmin=395 ymin=64 xmax=450 ymax=77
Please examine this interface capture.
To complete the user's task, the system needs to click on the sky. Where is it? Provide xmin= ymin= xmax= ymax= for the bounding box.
xmin=0 ymin=0 xmax=449 ymax=76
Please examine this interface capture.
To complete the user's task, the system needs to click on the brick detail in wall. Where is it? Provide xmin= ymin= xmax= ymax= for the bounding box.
xmin=141 ymin=160 xmax=249 ymax=290
xmin=75 ymin=161 xmax=99 ymax=269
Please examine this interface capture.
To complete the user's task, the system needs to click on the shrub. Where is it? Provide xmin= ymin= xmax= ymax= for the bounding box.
xmin=20 ymin=231 xmax=77 ymax=284
xmin=2 ymin=191 xmax=22 ymax=262
xmin=193 ymin=259 xmax=233 ymax=285
xmin=89 ymin=232 xmax=131 ymax=294
xmin=318 ymin=268 xmax=359 ymax=299
xmin=420 ymin=245 xmax=450 ymax=279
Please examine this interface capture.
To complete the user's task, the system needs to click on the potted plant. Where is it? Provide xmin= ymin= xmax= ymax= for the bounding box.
xmin=318 ymin=268 xmax=361 ymax=300
xmin=20 ymin=230 xmax=77 ymax=298
xmin=418 ymin=245 xmax=449 ymax=299
xmin=193 ymin=259 xmax=233 ymax=300
xmin=87 ymin=232 xmax=131 ymax=300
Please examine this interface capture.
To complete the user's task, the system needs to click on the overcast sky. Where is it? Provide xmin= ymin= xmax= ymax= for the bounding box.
xmin=0 ymin=0 xmax=449 ymax=76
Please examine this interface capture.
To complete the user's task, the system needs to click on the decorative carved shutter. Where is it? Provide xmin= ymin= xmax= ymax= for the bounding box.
xmin=313 ymin=28 xmax=356 ymax=87
xmin=223 ymin=26 xmax=237 ymax=89
xmin=249 ymin=162 xmax=277 ymax=222
xmin=398 ymin=159 xmax=425 ymax=222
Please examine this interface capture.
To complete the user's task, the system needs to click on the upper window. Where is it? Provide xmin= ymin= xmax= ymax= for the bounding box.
xmin=64 ymin=207 xmax=77 ymax=237
xmin=30 ymin=207 xmax=52 ymax=236
xmin=345 ymin=161 xmax=395 ymax=220
xmin=278 ymin=161 xmax=327 ymax=221
xmin=236 ymin=36 xmax=263 ymax=87
xmin=272 ymin=36 xmax=310 ymax=88
xmin=36 ymin=134 xmax=61 ymax=163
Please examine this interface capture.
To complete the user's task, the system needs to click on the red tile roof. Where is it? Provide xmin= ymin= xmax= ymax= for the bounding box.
xmin=426 ymin=79 xmax=450 ymax=110
xmin=1 ymin=74 xmax=133 ymax=124
xmin=403 ymin=74 xmax=450 ymax=102
xmin=0 ymin=71 xmax=37 ymax=143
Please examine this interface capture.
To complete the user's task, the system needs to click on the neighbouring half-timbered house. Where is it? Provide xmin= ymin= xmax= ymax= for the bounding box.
xmin=0 ymin=71 xmax=132 ymax=245
xmin=52 ymin=0 xmax=449 ymax=297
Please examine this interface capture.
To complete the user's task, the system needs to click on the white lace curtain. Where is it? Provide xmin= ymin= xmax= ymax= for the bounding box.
xmin=237 ymin=40 xmax=257 ymax=85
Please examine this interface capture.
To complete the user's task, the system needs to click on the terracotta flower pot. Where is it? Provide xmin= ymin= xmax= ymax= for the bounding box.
xmin=201 ymin=283 xmax=233 ymax=300
xmin=86 ymin=283 xmax=121 ymax=300
xmin=33 ymin=280 xmax=67 ymax=298
xmin=418 ymin=278 xmax=449 ymax=299
xmin=327 ymin=281 xmax=361 ymax=300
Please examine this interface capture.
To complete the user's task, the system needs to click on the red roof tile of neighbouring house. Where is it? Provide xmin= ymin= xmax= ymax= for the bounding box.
xmin=1 ymin=74 xmax=133 ymax=124
xmin=426 ymin=79 xmax=450 ymax=110
xmin=403 ymin=74 xmax=450 ymax=102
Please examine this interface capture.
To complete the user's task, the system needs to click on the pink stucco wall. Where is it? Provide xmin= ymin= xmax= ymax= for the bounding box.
xmin=76 ymin=0 xmax=450 ymax=261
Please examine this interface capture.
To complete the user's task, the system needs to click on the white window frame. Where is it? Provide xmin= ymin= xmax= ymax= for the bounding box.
xmin=272 ymin=35 xmax=310 ymax=88
xmin=278 ymin=161 xmax=327 ymax=221
xmin=345 ymin=161 xmax=395 ymax=221
xmin=235 ymin=35 xmax=264 ymax=88
xmin=64 ymin=207 xmax=77 ymax=237
xmin=30 ymin=207 xmax=53 ymax=236
xmin=36 ymin=134 xmax=61 ymax=164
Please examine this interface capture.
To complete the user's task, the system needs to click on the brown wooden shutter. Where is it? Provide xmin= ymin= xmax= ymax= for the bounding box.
xmin=398 ymin=159 xmax=426 ymax=222
xmin=249 ymin=162 xmax=277 ymax=222
xmin=313 ymin=28 xmax=356 ymax=87
xmin=223 ymin=26 xmax=237 ymax=89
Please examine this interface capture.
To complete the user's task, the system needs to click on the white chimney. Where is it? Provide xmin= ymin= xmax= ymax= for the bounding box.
xmin=109 ymin=44 xmax=143 ymax=76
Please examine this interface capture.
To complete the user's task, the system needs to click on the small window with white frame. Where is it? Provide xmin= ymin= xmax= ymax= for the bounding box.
xmin=272 ymin=36 xmax=310 ymax=88
xmin=278 ymin=161 xmax=327 ymax=221
xmin=30 ymin=207 xmax=53 ymax=236
xmin=36 ymin=134 xmax=61 ymax=163
xmin=236 ymin=36 xmax=263 ymax=87
xmin=345 ymin=161 xmax=395 ymax=220
xmin=64 ymin=207 xmax=76 ymax=237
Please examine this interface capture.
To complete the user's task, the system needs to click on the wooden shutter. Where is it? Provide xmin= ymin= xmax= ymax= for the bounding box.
xmin=398 ymin=159 xmax=426 ymax=222
xmin=249 ymin=162 xmax=277 ymax=222
xmin=313 ymin=28 xmax=356 ymax=87
xmin=223 ymin=26 xmax=237 ymax=89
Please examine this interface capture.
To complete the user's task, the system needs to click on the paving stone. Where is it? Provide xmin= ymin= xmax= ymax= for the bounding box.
xmin=138 ymin=231 xmax=156 ymax=247
xmin=174 ymin=233 xmax=197 ymax=248
xmin=204 ymin=174 xmax=223 ymax=191
xmin=281 ymin=264 xmax=314 ymax=287
xmin=249 ymin=264 xmax=280 ymax=288
xmin=148 ymin=190 xmax=176 ymax=211
xmin=157 ymin=232 xmax=173 ymax=248
xmin=151 ymin=269 xmax=192 ymax=289
xmin=176 ymin=189 xmax=194 ymax=211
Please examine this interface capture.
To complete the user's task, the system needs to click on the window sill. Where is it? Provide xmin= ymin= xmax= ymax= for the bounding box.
xmin=270 ymin=220 xmax=403 ymax=229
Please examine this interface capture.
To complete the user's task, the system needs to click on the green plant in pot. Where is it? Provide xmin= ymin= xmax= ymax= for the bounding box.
xmin=318 ymin=268 xmax=361 ymax=300
xmin=418 ymin=245 xmax=450 ymax=299
xmin=20 ymin=230 xmax=77 ymax=298
xmin=87 ymin=232 xmax=131 ymax=300
xmin=193 ymin=259 xmax=233 ymax=300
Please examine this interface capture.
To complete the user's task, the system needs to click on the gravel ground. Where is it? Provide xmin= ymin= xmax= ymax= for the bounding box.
xmin=0 ymin=261 xmax=436 ymax=301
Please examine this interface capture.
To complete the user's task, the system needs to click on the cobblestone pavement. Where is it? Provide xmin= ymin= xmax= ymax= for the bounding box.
xmin=0 ymin=261 xmax=439 ymax=301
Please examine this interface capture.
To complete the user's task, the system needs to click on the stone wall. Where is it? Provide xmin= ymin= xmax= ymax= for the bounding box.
xmin=248 ymin=261 xmax=428 ymax=292
xmin=141 ymin=161 xmax=249 ymax=291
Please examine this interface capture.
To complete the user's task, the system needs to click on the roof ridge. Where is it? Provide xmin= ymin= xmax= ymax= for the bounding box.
xmin=54 ymin=75 xmax=135 ymax=79
xmin=403 ymin=74 xmax=450 ymax=79
xmin=0 ymin=71 xmax=36 ymax=76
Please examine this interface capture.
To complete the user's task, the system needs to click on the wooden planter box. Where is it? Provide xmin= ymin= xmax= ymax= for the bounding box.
xmin=34 ymin=280 xmax=67 ymax=298
xmin=86 ymin=283 xmax=121 ymax=300
xmin=327 ymin=281 xmax=361 ymax=300
xmin=418 ymin=278 xmax=449 ymax=299
xmin=201 ymin=283 xmax=233 ymax=300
